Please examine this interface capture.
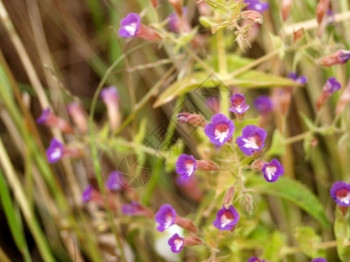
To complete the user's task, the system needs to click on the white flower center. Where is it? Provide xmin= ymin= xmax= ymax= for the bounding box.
xmin=242 ymin=137 xmax=259 ymax=149
xmin=215 ymin=129 xmax=229 ymax=143
xmin=185 ymin=163 xmax=194 ymax=176
xmin=125 ymin=23 xmax=137 ymax=35
xmin=50 ymin=148 xmax=62 ymax=161
xmin=174 ymin=239 xmax=184 ymax=251
xmin=220 ymin=213 xmax=233 ymax=227
xmin=265 ymin=166 xmax=277 ymax=181
xmin=253 ymin=3 xmax=263 ymax=11
xmin=164 ymin=214 xmax=173 ymax=229
xmin=338 ymin=193 xmax=350 ymax=205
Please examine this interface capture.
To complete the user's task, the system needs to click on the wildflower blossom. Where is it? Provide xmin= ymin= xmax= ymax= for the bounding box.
xmin=330 ymin=181 xmax=350 ymax=207
xmin=105 ymin=171 xmax=125 ymax=191
xmin=101 ymin=86 xmax=121 ymax=131
xmin=67 ymin=102 xmax=88 ymax=133
xmin=204 ymin=114 xmax=235 ymax=146
xmin=229 ymin=94 xmax=250 ymax=116
xmin=248 ymin=257 xmax=266 ymax=262
xmin=177 ymin=112 xmax=206 ymax=127
xmin=206 ymin=97 xmax=220 ymax=113
xmin=122 ymin=201 xmax=153 ymax=217
xmin=82 ymin=185 xmax=93 ymax=202
xmin=37 ymin=108 xmax=73 ymax=133
xmin=316 ymin=77 xmax=341 ymax=110
xmin=236 ymin=125 xmax=267 ymax=156
xmin=287 ymin=72 xmax=308 ymax=85
xmin=168 ymin=233 xmax=184 ymax=253
xmin=318 ymin=50 xmax=350 ymax=67
xmin=168 ymin=8 xmax=191 ymax=33
xmin=311 ymin=258 xmax=327 ymax=262
xmin=213 ymin=205 xmax=240 ymax=230
xmin=244 ymin=0 xmax=269 ymax=12
xmin=262 ymin=159 xmax=284 ymax=182
xmin=254 ymin=96 xmax=273 ymax=114
xmin=46 ymin=138 xmax=64 ymax=163
xmin=155 ymin=204 xmax=177 ymax=232
xmin=175 ymin=154 xmax=197 ymax=179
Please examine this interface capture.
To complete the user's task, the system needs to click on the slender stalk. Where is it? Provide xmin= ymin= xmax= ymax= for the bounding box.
xmin=216 ymin=29 xmax=229 ymax=115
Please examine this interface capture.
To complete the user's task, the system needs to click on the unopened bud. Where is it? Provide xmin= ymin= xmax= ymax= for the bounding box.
xmin=177 ymin=112 xmax=207 ymax=127
xmin=316 ymin=0 xmax=330 ymax=24
xmin=251 ymin=159 xmax=267 ymax=171
xmin=101 ymin=86 xmax=121 ymax=132
xmin=37 ymin=108 xmax=74 ymax=133
xmin=241 ymin=10 xmax=263 ymax=24
xmin=293 ymin=28 xmax=304 ymax=42
xmin=67 ymin=102 xmax=88 ymax=134
xmin=137 ymin=24 xmax=162 ymax=42
xmin=281 ymin=0 xmax=293 ymax=21
xmin=240 ymin=193 xmax=254 ymax=214
xmin=318 ymin=50 xmax=350 ymax=67
xmin=150 ymin=0 xmax=157 ymax=8
xmin=175 ymin=216 xmax=198 ymax=233
xmin=184 ymin=235 xmax=203 ymax=246
xmin=336 ymin=80 xmax=350 ymax=115
xmin=196 ymin=159 xmax=219 ymax=171
xmin=223 ymin=186 xmax=235 ymax=209
xmin=168 ymin=0 xmax=183 ymax=16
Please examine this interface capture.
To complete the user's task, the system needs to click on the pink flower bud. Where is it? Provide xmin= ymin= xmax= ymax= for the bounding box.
xmin=67 ymin=102 xmax=88 ymax=134
xmin=175 ymin=216 xmax=198 ymax=233
xmin=293 ymin=28 xmax=304 ymax=42
xmin=177 ymin=112 xmax=207 ymax=127
xmin=281 ymin=0 xmax=293 ymax=21
xmin=196 ymin=159 xmax=219 ymax=171
xmin=37 ymin=108 xmax=74 ymax=133
xmin=183 ymin=235 xmax=203 ymax=246
xmin=137 ymin=24 xmax=162 ymax=42
xmin=336 ymin=80 xmax=350 ymax=115
xmin=241 ymin=10 xmax=264 ymax=24
xmin=168 ymin=0 xmax=183 ymax=16
xmin=150 ymin=0 xmax=157 ymax=8
xmin=318 ymin=50 xmax=350 ymax=67
xmin=101 ymin=86 xmax=121 ymax=132
xmin=223 ymin=186 xmax=235 ymax=209
xmin=251 ymin=159 xmax=267 ymax=171
xmin=316 ymin=0 xmax=330 ymax=24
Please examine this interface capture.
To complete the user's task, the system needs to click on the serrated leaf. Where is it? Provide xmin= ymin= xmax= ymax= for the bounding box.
xmin=154 ymin=71 xmax=300 ymax=107
xmin=295 ymin=226 xmax=325 ymax=258
xmin=334 ymin=207 xmax=350 ymax=261
xmin=262 ymin=231 xmax=285 ymax=262
xmin=247 ymin=176 xmax=330 ymax=228
xmin=266 ymin=130 xmax=286 ymax=157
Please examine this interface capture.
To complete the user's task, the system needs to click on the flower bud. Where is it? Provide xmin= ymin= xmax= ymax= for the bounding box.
xmin=101 ymin=86 xmax=121 ymax=132
xmin=168 ymin=0 xmax=183 ymax=16
xmin=241 ymin=10 xmax=264 ymax=24
xmin=150 ymin=0 xmax=157 ymax=8
xmin=336 ymin=80 xmax=350 ymax=115
xmin=316 ymin=0 xmax=330 ymax=24
xmin=223 ymin=186 xmax=235 ymax=209
xmin=318 ymin=50 xmax=350 ymax=67
xmin=251 ymin=159 xmax=267 ymax=171
xmin=175 ymin=216 xmax=198 ymax=233
xmin=293 ymin=28 xmax=304 ymax=42
xmin=183 ymin=235 xmax=203 ymax=246
xmin=281 ymin=0 xmax=293 ymax=21
xmin=196 ymin=159 xmax=219 ymax=171
xmin=37 ymin=108 xmax=74 ymax=133
xmin=177 ymin=112 xmax=207 ymax=127
xmin=67 ymin=102 xmax=88 ymax=134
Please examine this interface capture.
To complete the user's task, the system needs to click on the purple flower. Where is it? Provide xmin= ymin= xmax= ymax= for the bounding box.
xmin=175 ymin=154 xmax=197 ymax=179
xmin=330 ymin=181 xmax=350 ymax=207
xmin=101 ymin=86 xmax=119 ymax=103
xmin=122 ymin=201 xmax=145 ymax=215
xmin=118 ymin=13 xmax=141 ymax=38
xmin=204 ymin=114 xmax=235 ymax=146
xmin=206 ymin=97 xmax=220 ymax=113
xmin=168 ymin=233 xmax=184 ymax=253
xmin=254 ymin=95 xmax=273 ymax=114
xmin=229 ymin=94 xmax=250 ymax=115
xmin=339 ymin=50 xmax=350 ymax=64
xmin=46 ymin=138 xmax=64 ymax=163
xmin=82 ymin=185 xmax=93 ymax=202
xmin=244 ymin=0 xmax=269 ymax=12
xmin=248 ymin=257 xmax=266 ymax=262
xmin=105 ymin=171 xmax=125 ymax=191
xmin=37 ymin=108 xmax=52 ymax=124
xmin=287 ymin=72 xmax=308 ymax=85
xmin=262 ymin=159 xmax=284 ymax=182
xmin=311 ymin=258 xmax=327 ymax=262
xmin=236 ymin=125 xmax=267 ymax=156
xmin=155 ymin=204 xmax=177 ymax=232
xmin=323 ymin=77 xmax=341 ymax=94
xmin=213 ymin=205 xmax=240 ymax=230
xmin=168 ymin=8 xmax=188 ymax=33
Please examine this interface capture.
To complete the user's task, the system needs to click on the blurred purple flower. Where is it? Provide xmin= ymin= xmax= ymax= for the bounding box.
xmin=176 ymin=154 xmax=197 ymax=179
xmin=46 ymin=138 xmax=64 ymax=163
xmin=118 ymin=13 xmax=141 ymax=38
xmin=287 ymin=72 xmax=308 ymax=85
xmin=82 ymin=185 xmax=93 ymax=202
xmin=213 ymin=205 xmax=240 ymax=230
xmin=262 ymin=159 xmax=284 ymax=182
xmin=101 ymin=86 xmax=119 ymax=103
xmin=36 ymin=108 xmax=52 ymax=124
xmin=248 ymin=257 xmax=266 ymax=262
xmin=330 ymin=181 xmax=350 ymax=207
xmin=168 ymin=233 xmax=184 ymax=253
xmin=254 ymin=95 xmax=274 ymax=114
xmin=204 ymin=113 xmax=235 ymax=146
xmin=206 ymin=97 xmax=220 ymax=113
xmin=323 ymin=77 xmax=341 ymax=94
xmin=105 ymin=171 xmax=125 ymax=191
xmin=229 ymin=94 xmax=250 ymax=115
xmin=244 ymin=0 xmax=269 ymax=12
xmin=339 ymin=50 xmax=350 ymax=64
xmin=168 ymin=8 xmax=188 ymax=33
xmin=155 ymin=204 xmax=177 ymax=232
xmin=236 ymin=125 xmax=266 ymax=156
xmin=122 ymin=201 xmax=146 ymax=216
xmin=311 ymin=258 xmax=327 ymax=262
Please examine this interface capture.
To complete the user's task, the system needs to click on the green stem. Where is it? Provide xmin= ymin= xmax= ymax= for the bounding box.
xmin=216 ymin=29 xmax=229 ymax=115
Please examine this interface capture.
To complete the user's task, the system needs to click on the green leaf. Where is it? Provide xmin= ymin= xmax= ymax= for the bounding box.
xmin=266 ymin=130 xmax=286 ymax=157
xmin=262 ymin=231 xmax=285 ymax=262
xmin=295 ymin=226 xmax=325 ymax=258
xmin=154 ymin=71 xmax=300 ymax=107
xmin=334 ymin=207 xmax=350 ymax=261
xmin=299 ymin=112 xmax=315 ymax=131
xmin=247 ymin=176 xmax=330 ymax=228
xmin=303 ymin=133 xmax=314 ymax=160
